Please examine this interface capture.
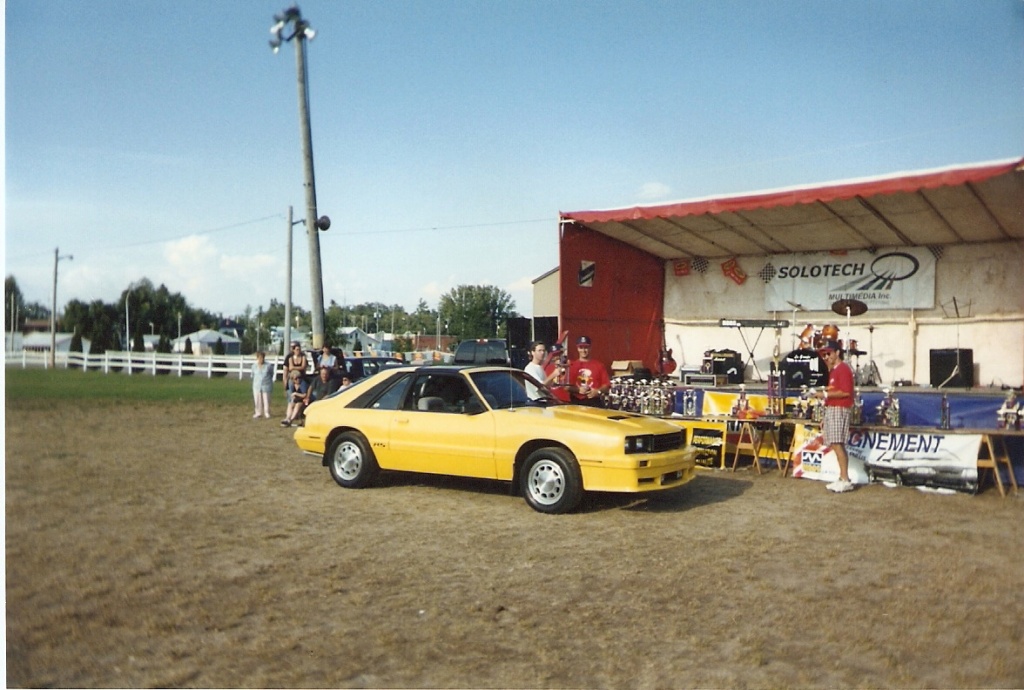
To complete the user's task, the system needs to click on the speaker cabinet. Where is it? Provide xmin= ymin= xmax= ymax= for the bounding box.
xmin=930 ymin=348 xmax=973 ymax=388
xmin=506 ymin=317 xmax=531 ymax=351
xmin=532 ymin=317 xmax=559 ymax=349
xmin=711 ymin=349 xmax=744 ymax=384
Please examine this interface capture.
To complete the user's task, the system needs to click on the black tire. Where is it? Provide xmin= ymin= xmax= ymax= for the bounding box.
xmin=326 ymin=431 xmax=380 ymax=489
xmin=521 ymin=447 xmax=583 ymax=514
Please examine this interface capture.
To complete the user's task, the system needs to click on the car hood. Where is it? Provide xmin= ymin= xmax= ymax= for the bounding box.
xmin=506 ymin=404 xmax=679 ymax=432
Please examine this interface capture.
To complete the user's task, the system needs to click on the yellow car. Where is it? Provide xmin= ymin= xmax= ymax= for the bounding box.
xmin=294 ymin=365 xmax=697 ymax=513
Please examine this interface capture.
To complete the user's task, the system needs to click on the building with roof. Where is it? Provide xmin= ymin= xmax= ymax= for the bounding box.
xmin=172 ymin=329 xmax=242 ymax=355
xmin=554 ymin=157 xmax=1024 ymax=387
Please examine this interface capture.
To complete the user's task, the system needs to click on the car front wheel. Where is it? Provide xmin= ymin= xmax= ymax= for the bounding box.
xmin=327 ymin=431 xmax=379 ymax=489
xmin=521 ymin=447 xmax=583 ymax=514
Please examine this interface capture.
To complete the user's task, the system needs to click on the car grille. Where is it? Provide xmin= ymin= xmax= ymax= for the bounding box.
xmin=652 ymin=431 xmax=684 ymax=453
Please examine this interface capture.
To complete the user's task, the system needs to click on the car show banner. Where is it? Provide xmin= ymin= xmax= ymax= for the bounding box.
xmin=765 ymin=247 xmax=936 ymax=312
xmin=790 ymin=424 xmax=982 ymax=492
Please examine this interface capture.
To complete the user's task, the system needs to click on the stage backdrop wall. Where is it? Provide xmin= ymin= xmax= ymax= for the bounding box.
xmin=661 ymin=240 xmax=1024 ymax=387
xmin=559 ymin=222 xmax=664 ymax=369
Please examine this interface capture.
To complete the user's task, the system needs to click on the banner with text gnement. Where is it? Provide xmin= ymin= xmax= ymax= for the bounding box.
xmin=765 ymin=248 xmax=935 ymax=312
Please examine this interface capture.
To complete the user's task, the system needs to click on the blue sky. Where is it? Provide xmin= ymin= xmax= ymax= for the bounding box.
xmin=5 ymin=0 xmax=1023 ymax=320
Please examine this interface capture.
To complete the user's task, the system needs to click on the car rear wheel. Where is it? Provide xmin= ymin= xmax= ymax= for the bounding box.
xmin=327 ymin=431 xmax=379 ymax=489
xmin=521 ymin=447 xmax=582 ymax=514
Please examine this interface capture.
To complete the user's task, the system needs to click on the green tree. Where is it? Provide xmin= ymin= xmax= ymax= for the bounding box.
xmin=324 ymin=300 xmax=351 ymax=347
xmin=69 ymin=330 xmax=84 ymax=369
xmin=410 ymin=299 xmax=436 ymax=334
xmin=438 ymin=285 xmax=517 ymax=340
xmin=5 ymin=275 xmax=25 ymax=332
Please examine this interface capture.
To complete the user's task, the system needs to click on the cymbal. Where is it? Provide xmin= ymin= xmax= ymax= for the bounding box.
xmin=786 ymin=300 xmax=806 ymax=311
xmin=849 ymin=349 xmax=867 ymax=356
xmin=832 ymin=298 xmax=868 ymax=317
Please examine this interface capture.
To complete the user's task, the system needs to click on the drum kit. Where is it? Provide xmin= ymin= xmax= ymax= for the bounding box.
xmin=783 ymin=298 xmax=881 ymax=387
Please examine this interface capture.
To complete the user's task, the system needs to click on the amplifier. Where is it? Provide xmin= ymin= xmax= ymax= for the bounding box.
xmin=930 ymin=348 xmax=973 ymax=388
xmin=684 ymin=373 xmax=726 ymax=387
xmin=710 ymin=350 xmax=744 ymax=384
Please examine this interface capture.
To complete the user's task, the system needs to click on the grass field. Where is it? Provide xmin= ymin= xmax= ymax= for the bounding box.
xmin=6 ymin=365 xmax=1024 ymax=687
xmin=4 ymin=367 xmax=252 ymax=405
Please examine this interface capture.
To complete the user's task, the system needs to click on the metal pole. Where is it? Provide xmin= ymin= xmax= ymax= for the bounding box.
xmin=285 ymin=205 xmax=294 ymax=351
xmin=50 ymin=248 xmax=58 ymax=368
xmin=50 ymin=248 xmax=72 ymax=368
xmin=294 ymin=30 xmax=326 ymax=349
xmin=124 ymin=288 xmax=132 ymax=375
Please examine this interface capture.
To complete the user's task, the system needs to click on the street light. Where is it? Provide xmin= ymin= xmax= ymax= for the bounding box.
xmin=270 ymin=6 xmax=331 ymax=350
xmin=50 ymin=247 xmax=73 ymax=368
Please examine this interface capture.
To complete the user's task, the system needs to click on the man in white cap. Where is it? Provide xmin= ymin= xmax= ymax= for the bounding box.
xmin=815 ymin=339 xmax=855 ymax=493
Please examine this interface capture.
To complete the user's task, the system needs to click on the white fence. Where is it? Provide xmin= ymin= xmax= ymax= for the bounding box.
xmin=5 ymin=350 xmax=271 ymax=379
xmin=5 ymin=349 xmax=455 ymax=378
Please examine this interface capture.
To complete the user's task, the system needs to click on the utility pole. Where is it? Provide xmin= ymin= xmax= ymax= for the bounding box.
xmin=50 ymin=248 xmax=73 ymax=368
xmin=271 ymin=7 xmax=331 ymax=349
xmin=285 ymin=205 xmax=294 ymax=351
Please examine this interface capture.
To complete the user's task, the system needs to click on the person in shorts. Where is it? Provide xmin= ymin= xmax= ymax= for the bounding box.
xmin=816 ymin=339 xmax=855 ymax=493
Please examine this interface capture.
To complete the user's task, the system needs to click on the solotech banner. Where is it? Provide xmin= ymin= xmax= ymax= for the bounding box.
xmin=765 ymin=247 xmax=935 ymax=311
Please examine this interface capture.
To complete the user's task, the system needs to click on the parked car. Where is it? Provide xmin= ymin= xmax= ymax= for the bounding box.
xmin=337 ymin=355 xmax=405 ymax=383
xmin=278 ymin=351 xmax=403 ymax=384
xmin=293 ymin=365 xmax=697 ymax=513
xmin=454 ymin=338 xmax=530 ymax=370
xmin=453 ymin=339 xmax=511 ymax=366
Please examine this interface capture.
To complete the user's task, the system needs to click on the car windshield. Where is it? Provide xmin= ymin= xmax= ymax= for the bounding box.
xmin=469 ymin=369 xmax=560 ymax=409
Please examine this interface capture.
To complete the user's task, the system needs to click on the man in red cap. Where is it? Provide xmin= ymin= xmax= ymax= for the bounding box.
xmin=815 ymin=339 xmax=855 ymax=493
xmin=567 ymin=335 xmax=610 ymax=407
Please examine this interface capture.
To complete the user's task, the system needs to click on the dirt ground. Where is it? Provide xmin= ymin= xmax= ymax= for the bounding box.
xmin=5 ymin=399 xmax=1024 ymax=688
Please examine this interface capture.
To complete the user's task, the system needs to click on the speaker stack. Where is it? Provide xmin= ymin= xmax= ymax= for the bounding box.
xmin=930 ymin=348 xmax=973 ymax=388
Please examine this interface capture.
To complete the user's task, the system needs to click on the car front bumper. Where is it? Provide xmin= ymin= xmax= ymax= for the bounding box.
xmin=577 ymin=446 xmax=697 ymax=493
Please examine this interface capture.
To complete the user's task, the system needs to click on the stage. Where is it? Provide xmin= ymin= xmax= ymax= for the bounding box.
xmin=651 ymin=383 xmax=1024 ymax=495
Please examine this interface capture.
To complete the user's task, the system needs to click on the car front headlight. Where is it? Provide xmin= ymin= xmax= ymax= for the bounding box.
xmin=624 ymin=435 xmax=654 ymax=454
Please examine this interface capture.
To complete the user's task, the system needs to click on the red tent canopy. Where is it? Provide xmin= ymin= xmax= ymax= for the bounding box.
xmin=560 ymin=157 xmax=1024 ymax=259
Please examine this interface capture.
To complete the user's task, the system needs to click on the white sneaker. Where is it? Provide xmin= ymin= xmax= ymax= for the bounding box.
xmin=827 ymin=480 xmax=856 ymax=493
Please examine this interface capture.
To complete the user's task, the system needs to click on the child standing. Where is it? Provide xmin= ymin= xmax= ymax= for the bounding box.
xmin=251 ymin=351 xmax=275 ymax=419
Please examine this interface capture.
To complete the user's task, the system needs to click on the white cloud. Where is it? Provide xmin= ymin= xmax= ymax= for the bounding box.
xmin=164 ymin=235 xmax=219 ymax=266
xmin=637 ymin=182 xmax=672 ymax=201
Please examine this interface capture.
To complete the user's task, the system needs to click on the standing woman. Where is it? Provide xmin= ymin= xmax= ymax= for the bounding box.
xmin=282 ymin=341 xmax=308 ymax=402
xmin=251 ymin=351 xmax=275 ymax=419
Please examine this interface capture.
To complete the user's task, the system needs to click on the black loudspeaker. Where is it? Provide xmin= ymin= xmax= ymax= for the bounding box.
xmin=930 ymin=348 xmax=973 ymax=388
xmin=506 ymin=317 xmax=531 ymax=351
xmin=711 ymin=349 xmax=744 ymax=384
xmin=533 ymin=317 xmax=559 ymax=348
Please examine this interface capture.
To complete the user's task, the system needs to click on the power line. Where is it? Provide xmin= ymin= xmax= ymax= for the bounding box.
xmin=342 ymin=217 xmax=557 ymax=236
xmin=5 ymin=214 xmax=286 ymax=263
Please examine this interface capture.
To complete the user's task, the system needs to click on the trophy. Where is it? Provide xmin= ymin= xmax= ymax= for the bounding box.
xmin=877 ymin=388 xmax=901 ymax=428
xmin=683 ymin=388 xmax=698 ymax=417
xmin=996 ymin=390 xmax=1021 ymax=430
xmin=851 ymin=388 xmax=864 ymax=425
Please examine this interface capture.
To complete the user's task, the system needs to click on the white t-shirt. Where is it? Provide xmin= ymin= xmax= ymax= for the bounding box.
xmin=524 ymin=362 xmax=547 ymax=399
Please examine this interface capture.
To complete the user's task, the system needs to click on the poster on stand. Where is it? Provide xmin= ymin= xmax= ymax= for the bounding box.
xmin=789 ymin=424 xmax=983 ymax=492
xmin=789 ymin=426 xmax=869 ymax=484
xmin=850 ymin=429 xmax=981 ymax=493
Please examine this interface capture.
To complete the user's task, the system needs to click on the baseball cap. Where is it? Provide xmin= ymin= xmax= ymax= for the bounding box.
xmin=817 ymin=339 xmax=842 ymax=353
xmin=577 ymin=336 xmax=592 ymax=346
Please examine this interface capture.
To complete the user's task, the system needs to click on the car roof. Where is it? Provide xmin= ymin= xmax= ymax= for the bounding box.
xmin=392 ymin=364 xmax=516 ymax=374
